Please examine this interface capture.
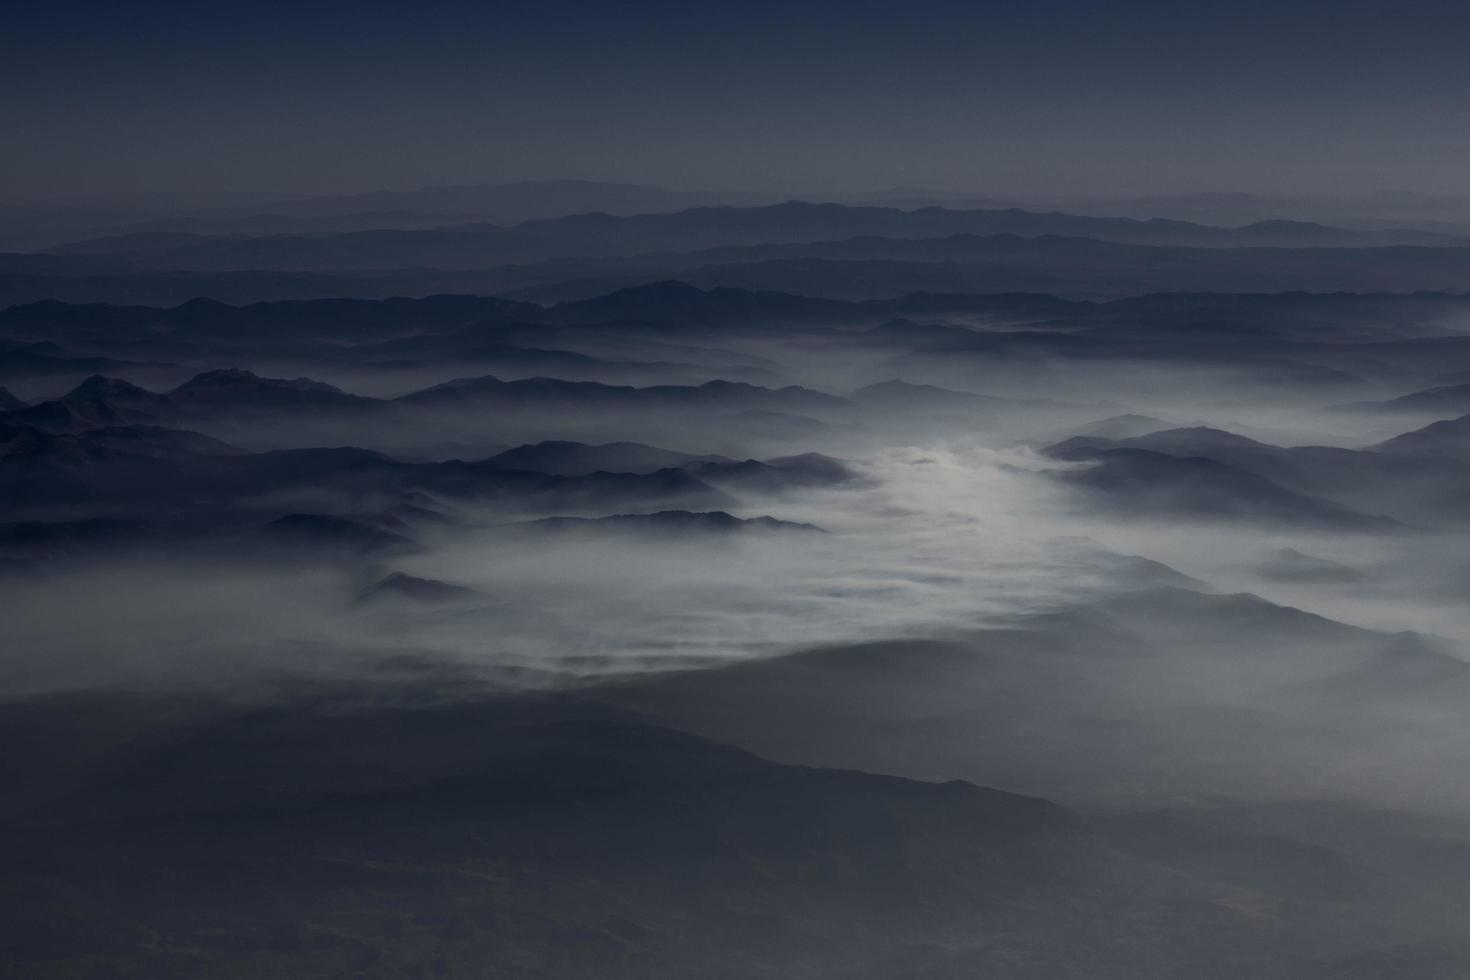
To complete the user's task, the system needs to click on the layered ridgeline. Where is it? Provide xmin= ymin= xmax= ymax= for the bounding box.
xmin=41 ymin=201 xmax=1470 ymax=269
xmin=11 ymin=199 xmax=1470 ymax=304
xmin=12 ymin=180 xmax=1470 ymax=250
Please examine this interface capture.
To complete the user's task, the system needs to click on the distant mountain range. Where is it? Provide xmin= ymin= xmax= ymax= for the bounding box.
xmin=0 ymin=180 xmax=776 ymax=251
xmin=14 ymin=181 xmax=1470 ymax=248
xmin=13 ymin=227 xmax=1470 ymax=307
xmin=34 ymin=201 xmax=1470 ymax=275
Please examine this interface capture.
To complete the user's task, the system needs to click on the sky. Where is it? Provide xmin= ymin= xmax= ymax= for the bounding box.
xmin=4 ymin=0 xmax=1470 ymax=202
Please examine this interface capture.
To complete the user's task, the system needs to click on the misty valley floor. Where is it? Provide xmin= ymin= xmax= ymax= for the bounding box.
xmin=7 ymin=257 xmax=1470 ymax=975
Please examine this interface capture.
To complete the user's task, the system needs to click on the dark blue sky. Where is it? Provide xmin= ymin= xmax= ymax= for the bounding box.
xmin=5 ymin=0 xmax=1469 ymax=200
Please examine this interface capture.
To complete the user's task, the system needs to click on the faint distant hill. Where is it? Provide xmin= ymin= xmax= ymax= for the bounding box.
xmin=1072 ymin=414 xmax=1176 ymax=440
xmin=1033 ymin=190 xmax=1470 ymax=233
xmin=0 ymin=191 xmax=298 ymax=251
xmin=1042 ymin=425 xmax=1470 ymax=528
xmin=108 ymin=210 xmax=512 ymax=238
xmin=355 ymin=571 xmax=480 ymax=605
xmin=17 ymin=235 xmax=1470 ymax=306
xmin=0 ymin=269 xmax=495 ymax=308
xmin=0 ymin=181 xmax=775 ymax=252
xmin=1375 ymin=413 xmax=1470 ymax=456
xmin=38 ymin=201 xmax=1470 ymax=275
xmin=644 ymin=241 xmax=1470 ymax=302
xmin=1337 ymin=380 xmax=1470 ymax=417
xmin=1045 ymin=441 xmax=1403 ymax=532
xmin=0 ymin=340 xmax=151 ymax=382
xmin=196 ymin=180 xmax=773 ymax=226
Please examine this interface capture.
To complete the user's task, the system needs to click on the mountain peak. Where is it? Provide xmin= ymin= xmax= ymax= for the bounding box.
xmin=173 ymin=368 xmax=345 ymax=395
xmin=64 ymin=375 xmax=155 ymax=402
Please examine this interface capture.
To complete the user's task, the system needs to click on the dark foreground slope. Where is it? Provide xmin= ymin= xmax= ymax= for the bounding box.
xmin=4 ymin=689 xmax=1466 ymax=980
